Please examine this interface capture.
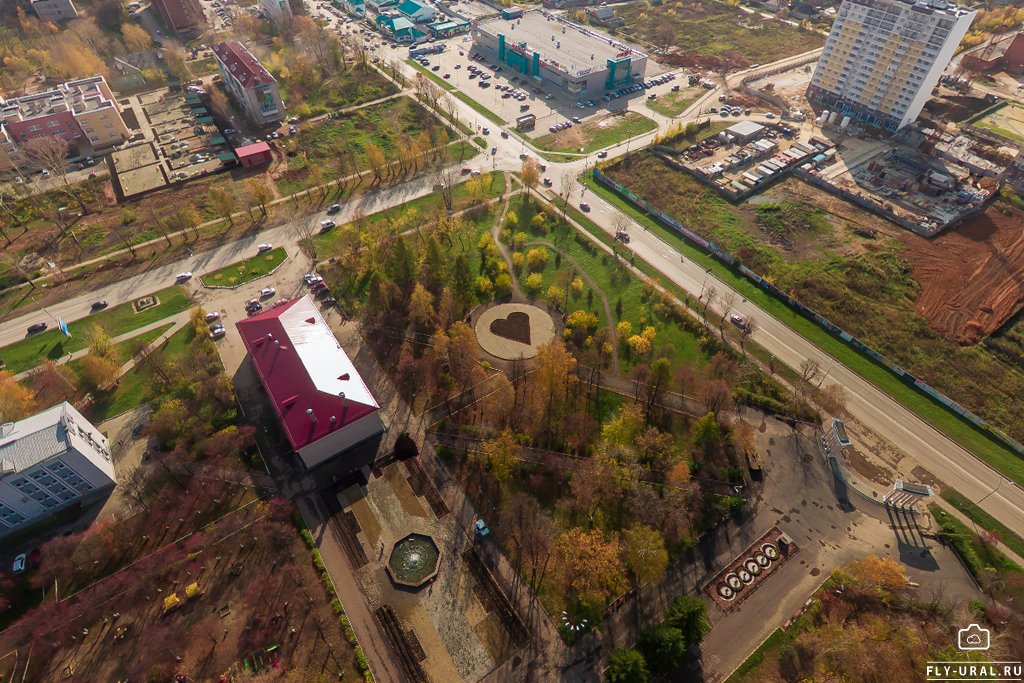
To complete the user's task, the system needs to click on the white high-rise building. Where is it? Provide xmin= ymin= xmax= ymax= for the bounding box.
xmin=259 ymin=0 xmax=293 ymax=23
xmin=807 ymin=0 xmax=976 ymax=131
xmin=0 ymin=403 xmax=116 ymax=538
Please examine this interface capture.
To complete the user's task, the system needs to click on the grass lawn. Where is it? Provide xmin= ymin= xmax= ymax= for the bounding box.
xmin=511 ymin=195 xmax=709 ymax=373
xmin=66 ymin=323 xmax=173 ymax=376
xmin=617 ymin=3 xmax=823 ymax=71
xmin=726 ymin=628 xmax=789 ymax=682
xmin=200 ymin=247 xmax=287 ymax=288
xmin=275 ymin=96 xmax=451 ymax=195
xmin=533 ymin=112 xmax=657 ymax=155
xmin=282 ymin=62 xmax=399 ymax=119
xmin=974 ymin=120 xmax=1024 ymax=144
xmin=580 ymin=173 xmax=1024 ymax=486
xmin=940 ymin=488 xmax=1024 ymax=560
xmin=86 ymin=324 xmax=199 ymax=423
xmin=646 ymin=88 xmax=702 ymax=117
xmin=0 ymin=287 xmax=190 ymax=375
xmin=311 ymin=172 xmax=506 ymax=256
xmin=930 ymin=503 xmax=1024 ymax=578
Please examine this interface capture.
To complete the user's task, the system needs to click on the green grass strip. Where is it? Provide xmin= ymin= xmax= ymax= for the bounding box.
xmin=940 ymin=488 xmax=1024 ymax=560
xmin=581 ymin=173 xmax=1024 ymax=486
xmin=0 ymin=287 xmax=190 ymax=375
xmin=201 ymin=247 xmax=287 ymax=288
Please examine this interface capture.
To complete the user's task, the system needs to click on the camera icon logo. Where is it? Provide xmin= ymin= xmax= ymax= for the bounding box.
xmin=958 ymin=624 xmax=990 ymax=651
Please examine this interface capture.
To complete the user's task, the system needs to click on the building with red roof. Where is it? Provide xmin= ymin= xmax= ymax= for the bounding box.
xmin=213 ymin=41 xmax=285 ymax=126
xmin=152 ymin=0 xmax=206 ymax=33
xmin=235 ymin=297 xmax=384 ymax=474
xmin=234 ymin=141 xmax=272 ymax=167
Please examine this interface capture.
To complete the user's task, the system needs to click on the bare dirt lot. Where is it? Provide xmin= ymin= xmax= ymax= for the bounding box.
xmin=899 ymin=201 xmax=1024 ymax=344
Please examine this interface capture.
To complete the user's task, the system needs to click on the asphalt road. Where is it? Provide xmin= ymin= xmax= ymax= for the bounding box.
xmin=4 ymin=45 xmax=1023 ymax=543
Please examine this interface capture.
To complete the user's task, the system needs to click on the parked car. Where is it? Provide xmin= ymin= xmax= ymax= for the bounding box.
xmin=260 ymin=287 xmax=276 ymax=299
xmin=90 ymin=300 xmax=108 ymax=311
xmin=257 ymin=243 xmax=273 ymax=252
xmin=274 ymin=299 xmax=289 ymax=308
xmin=597 ymin=151 xmax=607 ymax=159
xmin=580 ymin=202 xmax=591 ymax=212
xmin=12 ymin=554 xmax=26 ymax=575
xmin=730 ymin=313 xmax=747 ymax=329
xmin=326 ymin=203 xmax=341 ymax=214
xmin=175 ymin=272 xmax=193 ymax=282
xmin=304 ymin=273 xmax=323 ymax=285
xmin=543 ymin=177 xmax=552 ymax=187
xmin=319 ymin=219 xmax=336 ymax=232
xmin=205 ymin=311 xmax=221 ymax=323
xmin=209 ymin=325 xmax=226 ymax=340
xmin=27 ymin=322 xmax=47 ymax=334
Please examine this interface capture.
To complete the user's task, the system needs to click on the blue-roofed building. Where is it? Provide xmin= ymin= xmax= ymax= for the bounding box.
xmin=333 ymin=0 xmax=364 ymax=16
xmin=376 ymin=14 xmax=425 ymax=42
xmin=0 ymin=403 xmax=116 ymax=539
xmin=396 ymin=0 xmax=436 ymax=23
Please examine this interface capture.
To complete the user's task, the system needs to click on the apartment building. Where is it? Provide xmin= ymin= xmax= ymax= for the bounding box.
xmin=30 ymin=0 xmax=79 ymax=22
xmin=0 ymin=403 xmax=116 ymax=539
xmin=0 ymin=76 xmax=130 ymax=173
xmin=259 ymin=0 xmax=294 ymax=23
xmin=213 ymin=41 xmax=285 ymax=125
xmin=151 ymin=0 xmax=207 ymax=33
xmin=807 ymin=0 xmax=976 ymax=131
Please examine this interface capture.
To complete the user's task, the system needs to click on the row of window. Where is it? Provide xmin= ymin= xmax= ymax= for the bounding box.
xmin=6 ymin=459 xmax=94 ymax=512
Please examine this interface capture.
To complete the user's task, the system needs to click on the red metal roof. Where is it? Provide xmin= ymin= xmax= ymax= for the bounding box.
xmin=234 ymin=141 xmax=272 ymax=158
xmin=235 ymin=297 xmax=379 ymax=452
xmin=213 ymin=41 xmax=277 ymax=88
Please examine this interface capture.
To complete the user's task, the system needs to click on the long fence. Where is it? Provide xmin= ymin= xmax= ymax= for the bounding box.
xmin=592 ymin=168 xmax=1024 ymax=462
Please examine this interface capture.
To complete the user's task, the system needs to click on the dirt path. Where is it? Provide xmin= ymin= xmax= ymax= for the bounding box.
xmin=489 ymin=182 xmax=523 ymax=301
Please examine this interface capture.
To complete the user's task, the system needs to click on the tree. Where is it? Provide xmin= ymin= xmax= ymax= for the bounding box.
xmin=164 ymin=46 xmax=192 ymax=82
xmin=476 ymin=428 xmax=518 ymax=482
xmin=693 ymin=412 xmax=721 ymax=457
xmin=0 ymin=371 xmax=37 ymax=421
xmin=246 ymin=178 xmax=271 ymax=220
xmin=443 ymin=321 xmax=483 ymax=389
xmin=844 ymin=555 xmax=907 ymax=591
xmin=408 ymin=283 xmax=435 ymax=328
xmin=740 ymin=316 xmax=757 ymax=348
xmin=526 ymin=247 xmax=548 ymax=271
xmin=702 ymin=378 xmax=733 ymax=417
xmin=207 ymin=185 xmax=236 ymax=226
xmin=208 ymin=87 xmax=232 ymax=122
xmin=799 ymin=358 xmax=821 ymax=395
xmin=121 ymin=22 xmax=151 ymax=52
xmin=117 ymin=466 xmax=150 ymax=512
xmin=22 ymin=136 xmax=88 ymax=214
xmin=606 ymin=648 xmax=650 ymax=683
xmin=528 ymin=341 xmax=578 ymax=445
xmin=622 ymin=523 xmax=668 ymax=588
xmin=92 ymin=0 xmax=125 ymax=30
xmin=815 ymin=383 xmax=847 ymax=415
xmin=555 ymin=527 xmax=626 ymax=605
xmin=638 ymin=625 xmax=688 ymax=677
xmin=365 ymin=142 xmax=387 ymax=183
xmin=601 ymin=402 xmax=645 ymax=447
xmin=78 ymin=353 xmax=121 ymax=392
xmin=521 ymin=157 xmax=540 ymax=199
xmin=663 ymin=595 xmax=709 ymax=647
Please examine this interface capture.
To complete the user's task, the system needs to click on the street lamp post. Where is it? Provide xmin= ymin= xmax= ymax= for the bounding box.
xmin=699 ymin=267 xmax=712 ymax=300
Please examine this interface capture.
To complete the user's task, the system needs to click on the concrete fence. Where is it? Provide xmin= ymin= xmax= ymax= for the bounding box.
xmin=592 ymin=168 xmax=1024 ymax=462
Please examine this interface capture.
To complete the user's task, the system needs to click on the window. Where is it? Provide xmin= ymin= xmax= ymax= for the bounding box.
xmin=28 ymin=125 xmax=42 ymax=132
xmin=48 ymin=120 xmax=60 ymax=127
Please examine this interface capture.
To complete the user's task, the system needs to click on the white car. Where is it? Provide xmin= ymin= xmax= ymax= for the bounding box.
xmin=209 ymin=325 xmax=226 ymax=340
xmin=175 ymin=272 xmax=193 ymax=282
xmin=730 ymin=313 xmax=747 ymax=329
xmin=12 ymin=553 xmax=26 ymax=575
xmin=260 ymin=287 xmax=276 ymax=298
xmin=205 ymin=311 xmax=221 ymax=323
xmin=257 ymin=243 xmax=273 ymax=252
xmin=304 ymin=273 xmax=323 ymax=285
xmin=319 ymin=219 xmax=336 ymax=232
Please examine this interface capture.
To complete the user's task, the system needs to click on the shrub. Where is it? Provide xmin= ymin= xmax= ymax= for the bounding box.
xmin=355 ymin=647 xmax=370 ymax=673
xmin=524 ymin=273 xmax=543 ymax=294
xmin=606 ymin=648 xmax=650 ymax=683
xmin=526 ymin=247 xmax=549 ymax=271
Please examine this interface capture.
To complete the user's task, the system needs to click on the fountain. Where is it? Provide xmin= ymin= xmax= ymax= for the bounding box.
xmin=386 ymin=533 xmax=441 ymax=590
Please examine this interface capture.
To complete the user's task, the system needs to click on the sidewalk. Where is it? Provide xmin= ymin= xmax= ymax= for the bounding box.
xmin=13 ymin=311 xmax=191 ymax=381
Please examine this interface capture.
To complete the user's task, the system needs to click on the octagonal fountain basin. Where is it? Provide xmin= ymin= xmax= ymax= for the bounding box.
xmin=386 ymin=533 xmax=441 ymax=590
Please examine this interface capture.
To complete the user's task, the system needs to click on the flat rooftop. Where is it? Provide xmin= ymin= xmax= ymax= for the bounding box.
xmin=476 ymin=12 xmax=642 ymax=78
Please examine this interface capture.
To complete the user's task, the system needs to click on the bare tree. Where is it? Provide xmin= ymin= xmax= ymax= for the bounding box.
xmin=22 ymin=136 xmax=89 ymax=215
xmin=435 ymin=163 xmax=462 ymax=212
xmin=719 ymin=291 xmax=737 ymax=324
xmin=799 ymin=358 xmax=821 ymax=396
xmin=740 ymin=316 xmax=757 ymax=349
xmin=702 ymin=285 xmax=716 ymax=321
xmin=117 ymin=466 xmax=151 ymax=512
xmin=559 ymin=174 xmax=575 ymax=223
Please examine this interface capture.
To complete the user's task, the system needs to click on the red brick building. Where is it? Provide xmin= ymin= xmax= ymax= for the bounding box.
xmin=961 ymin=32 xmax=1024 ymax=73
xmin=151 ymin=0 xmax=206 ymax=33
